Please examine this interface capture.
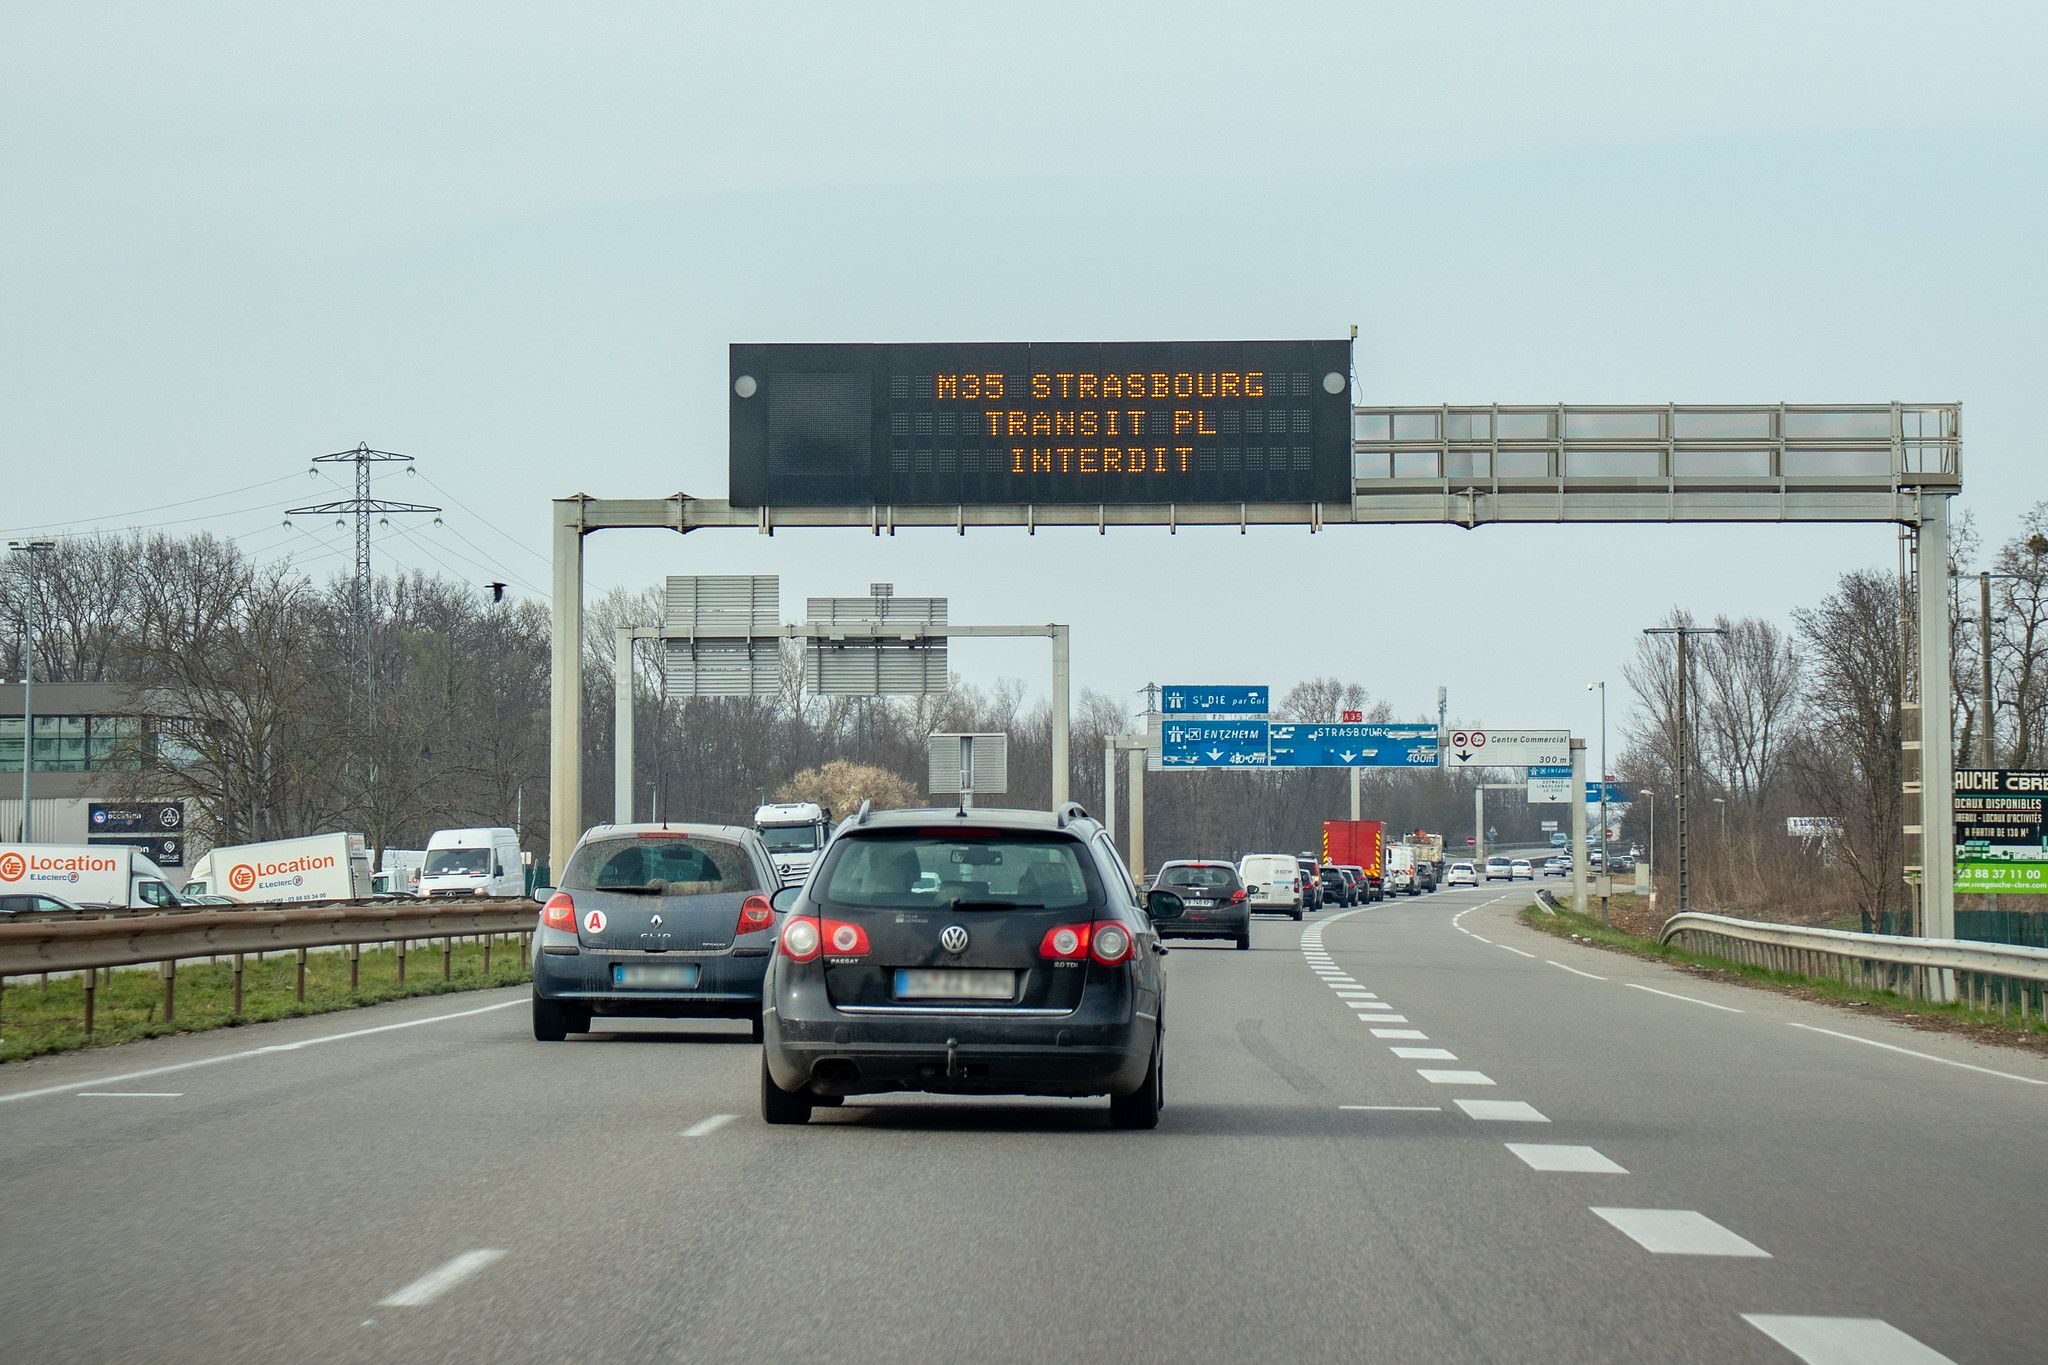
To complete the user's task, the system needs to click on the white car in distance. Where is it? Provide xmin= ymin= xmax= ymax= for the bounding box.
xmin=1510 ymin=859 xmax=1534 ymax=881
xmin=1444 ymin=861 xmax=1478 ymax=888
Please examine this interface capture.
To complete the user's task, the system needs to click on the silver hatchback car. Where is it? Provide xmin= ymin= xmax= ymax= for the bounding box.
xmin=531 ymin=823 xmax=783 ymax=1041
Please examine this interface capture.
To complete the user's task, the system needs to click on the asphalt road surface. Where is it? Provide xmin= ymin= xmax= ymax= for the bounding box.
xmin=4 ymin=882 xmax=2043 ymax=1363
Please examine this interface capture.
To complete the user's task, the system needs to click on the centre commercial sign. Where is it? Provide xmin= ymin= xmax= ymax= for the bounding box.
xmin=728 ymin=341 xmax=1352 ymax=508
xmin=1955 ymin=768 xmax=2048 ymax=895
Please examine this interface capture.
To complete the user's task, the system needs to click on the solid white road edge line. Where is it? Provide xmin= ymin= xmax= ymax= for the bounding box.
xmin=1499 ymin=945 xmax=1538 ymax=959
xmin=682 ymin=1114 xmax=737 ymax=1138
xmin=1546 ymin=959 xmax=1608 ymax=980
xmin=0 ymin=997 xmax=527 ymax=1106
xmin=379 ymin=1249 xmax=509 ymax=1308
xmin=1626 ymin=983 xmax=1744 ymax=1013
xmin=76 ymin=1092 xmax=183 ymax=1099
xmin=1784 ymin=1021 xmax=2048 ymax=1087
xmin=1741 ymin=1314 xmax=1957 ymax=1364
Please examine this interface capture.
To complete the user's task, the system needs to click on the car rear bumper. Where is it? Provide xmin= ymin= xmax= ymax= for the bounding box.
xmin=765 ymin=981 xmax=1157 ymax=1098
xmin=531 ymin=947 xmax=769 ymax=1018
xmin=1160 ymin=909 xmax=1250 ymax=940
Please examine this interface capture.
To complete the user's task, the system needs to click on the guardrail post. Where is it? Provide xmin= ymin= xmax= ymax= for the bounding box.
xmin=231 ymin=953 xmax=245 ymax=1014
xmin=348 ymin=942 xmax=361 ymax=994
xmin=161 ymin=959 xmax=176 ymax=1024
xmin=295 ymin=948 xmax=308 ymax=1003
xmin=442 ymin=937 xmax=452 ymax=981
xmin=82 ymin=970 xmax=94 ymax=1038
xmin=396 ymin=938 xmax=407 ymax=985
xmin=483 ymin=933 xmax=492 ymax=976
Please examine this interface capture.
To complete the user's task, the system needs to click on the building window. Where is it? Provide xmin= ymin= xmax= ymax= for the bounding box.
xmin=0 ymin=717 xmax=18 ymax=774
xmin=0 ymin=715 xmax=151 ymax=772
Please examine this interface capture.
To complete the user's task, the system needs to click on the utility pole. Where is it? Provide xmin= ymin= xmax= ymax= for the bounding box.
xmin=287 ymin=442 xmax=440 ymax=716
xmin=1644 ymin=625 xmax=1726 ymax=913
xmin=1979 ymin=570 xmax=1996 ymax=767
xmin=8 ymin=540 xmax=55 ymax=842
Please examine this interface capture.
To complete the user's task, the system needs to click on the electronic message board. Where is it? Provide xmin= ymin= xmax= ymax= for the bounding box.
xmin=729 ymin=341 xmax=1352 ymax=507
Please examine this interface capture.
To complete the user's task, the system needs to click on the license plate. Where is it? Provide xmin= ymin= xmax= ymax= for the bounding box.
xmin=1185 ymin=898 xmax=1215 ymax=907
xmin=613 ymin=962 xmax=698 ymax=989
xmin=893 ymin=968 xmax=1016 ymax=1001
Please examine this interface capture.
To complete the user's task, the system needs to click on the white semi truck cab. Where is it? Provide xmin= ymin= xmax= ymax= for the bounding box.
xmin=753 ymin=802 xmax=830 ymax=887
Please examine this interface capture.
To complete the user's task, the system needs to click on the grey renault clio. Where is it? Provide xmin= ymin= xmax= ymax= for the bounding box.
xmin=530 ymin=823 xmax=782 ymax=1040
xmin=759 ymin=804 xmax=1181 ymax=1129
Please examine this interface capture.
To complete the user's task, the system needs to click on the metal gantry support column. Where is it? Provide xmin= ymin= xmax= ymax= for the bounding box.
xmin=1350 ymin=767 xmax=1362 ymax=821
xmin=1570 ymin=739 xmax=1589 ymax=916
xmin=550 ymin=501 xmax=586 ymax=880
xmin=1050 ymin=624 xmax=1071 ymax=808
xmin=1126 ymin=746 xmax=1147 ymax=884
xmin=1918 ymin=495 xmax=1956 ymax=981
xmin=614 ymin=625 xmax=635 ymax=826
xmin=1473 ymin=785 xmax=1486 ymax=868
xmin=1103 ymin=741 xmax=1117 ymax=840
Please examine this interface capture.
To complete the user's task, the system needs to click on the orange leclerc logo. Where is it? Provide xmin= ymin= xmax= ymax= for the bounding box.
xmin=0 ymin=852 xmax=24 ymax=882
xmin=228 ymin=863 xmax=257 ymax=893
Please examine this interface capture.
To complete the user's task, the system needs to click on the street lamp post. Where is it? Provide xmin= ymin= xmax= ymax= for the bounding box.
xmin=1644 ymin=625 xmax=1728 ymax=913
xmin=9 ymin=539 xmax=55 ymax=843
xmin=1587 ymin=680 xmax=1609 ymax=924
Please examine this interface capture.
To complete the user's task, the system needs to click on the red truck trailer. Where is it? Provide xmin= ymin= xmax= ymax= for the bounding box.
xmin=1322 ymin=820 xmax=1385 ymax=900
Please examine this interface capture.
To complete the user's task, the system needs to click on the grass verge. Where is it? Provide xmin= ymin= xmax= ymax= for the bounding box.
xmin=0 ymin=939 xmax=531 ymax=1064
xmin=1519 ymin=900 xmax=2048 ymax=1057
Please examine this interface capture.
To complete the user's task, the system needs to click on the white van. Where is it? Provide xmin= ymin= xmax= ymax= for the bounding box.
xmin=1237 ymin=853 xmax=1304 ymax=921
xmin=419 ymin=827 xmax=524 ymax=898
xmin=0 ymin=843 xmax=183 ymax=910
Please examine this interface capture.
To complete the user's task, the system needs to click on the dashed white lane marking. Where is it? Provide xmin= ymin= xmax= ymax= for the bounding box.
xmin=1783 ymin=1021 xmax=2048 ymax=1086
xmin=0 ymin=997 xmax=526 ymax=1106
xmin=379 ymin=1249 xmax=509 ymax=1307
xmin=1352 ymin=1001 xmax=1396 ymax=1011
xmin=77 ymin=1092 xmax=183 ymax=1099
xmin=1371 ymin=1028 xmax=1428 ymax=1039
xmin=1589 ymin=1208 xmax=1770 ymax=1258
xmin=1340 ymin=1104 xmax=1442 ymax=1112
xmin=1359 ymin=1014 xmax=1410 ymax=1024
xmin=1505 ymin=1143 xmax=1628 ymax=1174
xmin=1418 ymin=1069 xmax=1495 ymax=1086
xmin=1627 ymin=983 xmax=1744 ymax=1013
xmin=1499 ymin=945 xmax=1538 ymax=959
xmin=1742 ymin=1315 xmax=1957 ymax=1364
xmin=681 ymin=1114 xmax=736 ymax=1138
xmin=1455 ymin=1099 xmax=1549 ymax=1122
xmin=1546 ymin=959 xmax=1608 ymax=980
xmin=1333 ymin=990 xmax=1377 ymax=998
xmin=1470 ymin=935 xmax=1494 ymax=944
xmin=1390 ymin=1047 xmax=1457 ymax=1060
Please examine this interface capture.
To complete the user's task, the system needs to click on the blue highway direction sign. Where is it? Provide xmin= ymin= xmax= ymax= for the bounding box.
xmin=1159 ymin=719 xmax=1271 ymax=767
xmin=1269 ymin=723 xmax=1439 ymax=768
xmin=1161 ymin=685 xmax=1268 ymax=716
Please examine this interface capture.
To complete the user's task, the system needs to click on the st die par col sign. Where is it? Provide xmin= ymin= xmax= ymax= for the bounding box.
xmin=729 ymin=341 xmax=1353 ymax=507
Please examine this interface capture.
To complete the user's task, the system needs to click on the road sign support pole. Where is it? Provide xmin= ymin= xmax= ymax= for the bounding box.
xmin=1570 ymin=739 xmax=1589 ymax=917
xmin=1102 ymin=741 xmax=1116 ymax=841
xmin=1350 ymin=767 xmax=1361 ymax=821
xmin=550 ymin=499 xmax=586 ymax=880
xmin=1127 ymin=746 xmax=1146 ymax=885
xmin=1918 ymin=495 xmax=1957 ymax=994
xmin=1474 ymin=785 xmax=1485 ymax=869
xmin=614 ymin=625 xmax=634 ymax=826
xmin=1050 ymin=625 xmax=1071 ymax=809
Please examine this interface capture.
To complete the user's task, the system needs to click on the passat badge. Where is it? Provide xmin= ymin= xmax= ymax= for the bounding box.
xmin=940 ymin=925 xmax=969 ymax=954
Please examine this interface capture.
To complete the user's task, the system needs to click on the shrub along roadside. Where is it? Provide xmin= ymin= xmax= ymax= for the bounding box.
xmin=0 ymin=940 xmax=531 ymax=1064
xmin=1519 ymin=899 xmax=2048 ymax=1057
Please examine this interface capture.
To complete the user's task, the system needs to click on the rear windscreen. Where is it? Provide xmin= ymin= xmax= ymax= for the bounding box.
xmin=562 ymin=836 xmax=761 ymax=896
xmin=1161 ymin=865 xmax=1238 ymax=892
xmin=818 ymin=831 xmax=1098 ymax=911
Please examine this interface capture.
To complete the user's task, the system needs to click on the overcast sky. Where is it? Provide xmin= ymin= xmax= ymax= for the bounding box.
xmin=5 ymin=1 xmax=2043 ymax=749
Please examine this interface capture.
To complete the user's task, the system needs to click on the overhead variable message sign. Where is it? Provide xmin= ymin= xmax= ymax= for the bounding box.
xmin=1269 ymin=723 xmax=1438 ymax=768
xmin=1161 ymin=684 xmax=1269 ymax=716
xmin=1526 ymin=766 xmax=1572 ymax=803
xmin=1441 ymin=729 xmax=1571 ymax=769
xmin=729 ymin=341 xmax=1352 ymax=507
xmin=1955 ymin=769 xmax=2048 ymax=894
xmin=1159 ymin=720 xmax=1270 ymax=768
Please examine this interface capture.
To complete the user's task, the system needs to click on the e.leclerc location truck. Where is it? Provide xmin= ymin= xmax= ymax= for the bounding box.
xmin=182 ymin=833 xmax=373 ymax=904
xmin=0 ymin=843 xmax=184 ymax=909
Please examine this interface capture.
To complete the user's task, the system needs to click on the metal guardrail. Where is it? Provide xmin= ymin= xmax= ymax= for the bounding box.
xmin=1659 ymin=911 xmax=2048 ymax=1018
xmin=0 ymin=900 xmax=539 ymax=1038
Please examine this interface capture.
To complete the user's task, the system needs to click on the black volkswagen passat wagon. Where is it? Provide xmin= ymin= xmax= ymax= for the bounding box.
xmin=760 ymin=804 xmax=1180 ymax=1129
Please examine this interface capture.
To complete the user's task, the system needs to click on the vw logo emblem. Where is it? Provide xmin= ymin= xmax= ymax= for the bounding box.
xmin=939 ymin=925 xmax=969 ymax=954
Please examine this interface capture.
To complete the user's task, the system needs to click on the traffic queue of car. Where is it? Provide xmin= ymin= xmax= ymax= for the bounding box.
xmin=525 ymin=805 xmax=1464 ymax=1131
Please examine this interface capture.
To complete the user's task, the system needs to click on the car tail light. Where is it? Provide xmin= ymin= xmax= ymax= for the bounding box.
xmin=1228 ymin=888 xmax=1246 ymax=904
xmin=736 ymin=893 xmax=775 ymax=936
xmin=541 ymin=892 xmax=575 ymax=932
xmin=1041 ymin=923 xmax=1092 ymax=961
xmin=780 ymin=917 xmax=821 ymax=962
xmin=821 ymin=918 xmax=870 ymax=957
xmin=1090 ymin=922 xmax=1134 ymax=965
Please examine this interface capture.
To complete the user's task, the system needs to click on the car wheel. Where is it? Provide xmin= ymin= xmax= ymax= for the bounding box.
xmin=1290 ymin=908 xmax=1303 ymax=921
xmin=531 ymin=993 xmax=586 ymax=1042
xmin=761 ymin=1055 xmax=814 ymax=1125
xmin=749 ymin=1012 xmax=765 ymax=1043
xmin=1236 ymin=929 xmax=1251 ymax=951
xmin=1109 ymin=1043 xmax=1163 ymax=1130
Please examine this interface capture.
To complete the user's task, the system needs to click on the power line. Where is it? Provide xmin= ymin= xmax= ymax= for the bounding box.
xmin=0 ymin=471 xmax=307 ymax=538
xmin=413 ymin=471 xmax=551 ymax=570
